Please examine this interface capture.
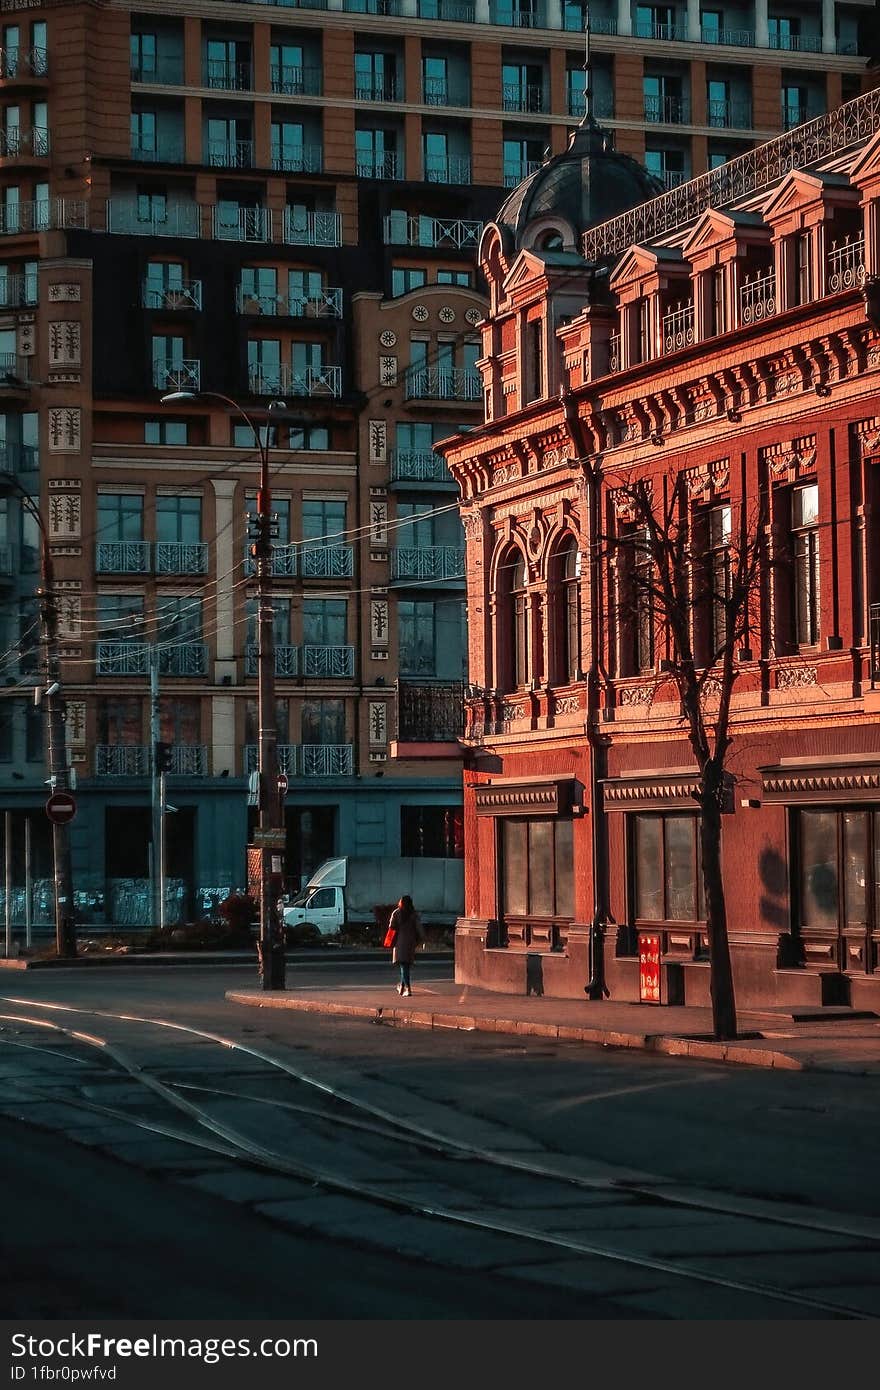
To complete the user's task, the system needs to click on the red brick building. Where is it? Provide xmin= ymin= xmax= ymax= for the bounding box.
xmin=442 ymin=89 xmax=880 ymax=1011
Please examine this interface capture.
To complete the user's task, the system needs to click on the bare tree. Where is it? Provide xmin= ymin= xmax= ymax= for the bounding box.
xmin=606 ymin=470 xmax=767 ymax=1041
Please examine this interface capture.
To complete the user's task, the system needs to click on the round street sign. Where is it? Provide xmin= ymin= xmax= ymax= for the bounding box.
xmin=277 ymin=774 xmax=289 ymax=797
xmin=46 ymin=790 xmax=77 ymax=826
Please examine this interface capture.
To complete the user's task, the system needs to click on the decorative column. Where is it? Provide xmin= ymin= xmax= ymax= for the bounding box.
xmin=821 ymin=0 xmax=836 ymax=54
xmin=687 ymin=0 xmax=701 ymax=42
xmin=755 ymin=0 xmax=769 ymax=49
xmin=617 ymin=0 xmax=632 ymax=36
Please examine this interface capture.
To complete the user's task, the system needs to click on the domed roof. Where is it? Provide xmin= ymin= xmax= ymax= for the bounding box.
xmin=496 ymin=117 xmax=664 ymax=251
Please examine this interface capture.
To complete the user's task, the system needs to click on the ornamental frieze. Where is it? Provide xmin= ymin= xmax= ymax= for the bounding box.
xmin=617 ymin=682 xmax=655 ymax=706
xmin=775 ymin=664 xmax=818 ymax=690
xmin=760 ymin=762 xmax=880 ymax=804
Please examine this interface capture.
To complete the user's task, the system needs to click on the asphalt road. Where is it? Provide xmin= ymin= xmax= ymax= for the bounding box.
xmin=2 ymin=959 xmax=879 ymax=1319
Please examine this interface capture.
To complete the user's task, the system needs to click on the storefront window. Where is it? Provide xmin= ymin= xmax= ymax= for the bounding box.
xmin=500 ymin=817 xmax=573 ymax=920
xmin=632 ymin=813 xmax=703 ymax=922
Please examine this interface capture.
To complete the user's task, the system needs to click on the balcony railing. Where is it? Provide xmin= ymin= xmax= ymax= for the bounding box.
xmin=707 ymin=100 xmax=752 ymax=129
xmin=155 ymin=542 xmax=209 ymax=575
xmin=391 ymin=546 xmax=465 ymax=581
xmin=502 ymin=83 xmax=546 ymax=113
xmin=769 ymin=32 xmax=821 ymax=52
xmin=827 ymin=236 xmax=865 ymax=292
xmin=284 ymin=209 xmax=341 ymax=246
xmin=0 ymin=126 xmax=49 ymax=159
xmin=0 ymin=442 xmax=38 ymax=472
xmin=419 ymin=0 xmax=476 ymax=17
xmin=0 ymin=272 xmax=36 ymax=307
xmin=356 ymin=152 xmax=401 ymax=179
xmin=271 ymin=145 xmax=323 ymax=173
xmin=662 ymin=302 xmax=695 ymax=353
xmin=96 ymin=642 xmax=149 ymax=676
xmin=503 ymin=158 xmax=541 ymax=187
xmin=568 ymin=92 xmax=614 ymax=119
xmin=130 ymin=57 xmax=183 ymax=84
xmin=423 ymin=78 xmax=469 ymax=106
xmin=204 ymin=59 xmax=252 ymax=90
xmin=205 ymin=139 xmax=254 ymax=168
xmin=159 ymin=642 xmax=208 ymax=677
xmin=660 ymin=170 xmax=689 ymax=189
xmin=142 ymin=280 xmax=203 ymax=311
xmin=131 ymin=136 xmax=184 ymax=163
xmin=302 ymin=645 xmax=355 ymax=678
xmin=633 ymin=21 xmax=688 ymax=39
xmin=390 ymin=450 xmax=454 ymax=485
xmin=300 ymin=544 xmax=354 ymax=578
xmin=383 ymin=214 xmax=483 ymax=248
xmin=301 ymin=744 xmax=354 ymax=776
xmin=404 ymin=366 xmax=482 ymax=401
xmin=424 ymin=154 xmax=471 ymax=184
xmin=153 ymin=360 xmax=201 ymax=392
xmin=701 ymin=26 xmax=754 ymax=45
xmin=106 ymin=200 xmax=201 ymax=238
xmin=490 ymin=3 xmax=547 ymax=27
xmin=0 ymin=46 xmax=48 ymax=78
xmin=355 ymin=77 xmax=400 ymax=102
xmin=0 ymin=197 xmax=85 ymax=236
xmin=249 ymin=364 xmax=342 ymax=398
xmin=0 ymin=353 xmax=29 ymax=385
xmin=245 ymin=743 xmax=299 ymax=775
xmin=271 ymin=64 xmax=322 ymax=95
xmin=212 ymin=206 xmax=271 ymax=241
xmin=644 ymin=95 xmax=690 ymax=124
xmin=244 ymin=547 xmax=298 ymax=577
xmin=95 ymin=541 xmax=150 ymax=574
xmin=397 ymin=679 xmax=464 ymax=742
xmin=345 ymin=0 xmax=401 ymax=10
xmin=738 ymin=269 xmax=776 ymax=325
xmin=245 ymin=644 xmax=300 ymax=677
xmin=96 ymin=744 xmax=207 ymax=776
xmin=236 ymin=286 xmax=342 ymax=318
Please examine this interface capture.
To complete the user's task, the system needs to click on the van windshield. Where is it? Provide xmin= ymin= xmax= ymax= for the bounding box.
xmin=290 ymin=892 xmax=310 ymax=907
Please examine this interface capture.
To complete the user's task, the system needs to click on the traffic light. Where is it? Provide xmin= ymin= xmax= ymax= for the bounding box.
xmin=154 ymin=741 xmax=174 ymax=773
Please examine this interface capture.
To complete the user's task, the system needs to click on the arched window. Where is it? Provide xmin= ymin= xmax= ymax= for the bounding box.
xmin=501 ymin=550 xmax=530 ymax=691
xmin=555 ymin=537 xmax=581 ymax=683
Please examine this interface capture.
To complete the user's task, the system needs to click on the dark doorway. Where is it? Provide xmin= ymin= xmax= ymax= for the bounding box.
xmin=285 ymin=806 xmax=336 ymax=889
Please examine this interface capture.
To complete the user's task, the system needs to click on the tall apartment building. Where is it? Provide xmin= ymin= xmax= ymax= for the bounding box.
xmin=0 ymin=0 xmax=871 ymax=925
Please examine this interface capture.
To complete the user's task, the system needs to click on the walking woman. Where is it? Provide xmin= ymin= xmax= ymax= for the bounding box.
xmin=388 ymin=894 xmax=425 ymax=997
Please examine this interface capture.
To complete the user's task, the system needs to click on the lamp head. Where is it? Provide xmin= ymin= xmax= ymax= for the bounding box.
xmin=160 ymin=390 xmax=198 ymax=404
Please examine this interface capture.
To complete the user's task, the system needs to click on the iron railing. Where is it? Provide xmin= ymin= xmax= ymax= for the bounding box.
xmin=0 ymin=46 xmax=48 ymax=78
xmin=490 ymin=2 xmax=547 ymax=27
xmin=131 ymin=136 xmax=184 ymax=163
xmin=244 ymin=744 xmax=298 ymax=774
xmin=245 ymin=644 xmax=300 ymax=677
xmin=383 ymin=214 xmax=482 ymax=248
xmin=502 ymin=83 xmax=547 ymax=113
xmin=0 ymin=126 xmax=49 ymax=158
xmin=422 ymin=77 xmax=470 ymax=106
xmin=236 ymin=285 xmax=342 ymax=317
xmin=142 ymin=280 xmax=202 ymax=310
xmin=212 ymin=206 xmax=271 ymax=241
xmin=204 ymin=59 xmax=252 ymax=90
xmin=356 ymin=152 xmax=401 ymax=179
xmin=271 ymin=63 xmax=322 ymax=95
xmin=302 ymin=645 xmax=355 ymax=678
xmin=0 ymin=442 xmax=38 ymax=472
xmin=300 ymin=744 xmax=354 ymax=776
xmin=130 ymin=57 xmax=183 ymax=83
xmin=424 ymin=154 xmax=472 ymax=184
xmin=205 ymin=139 xmax=254 ymax=168
xmin=827 ymin=236 xmax=865 ymax=292
xmin=95 ymin=541 xmax=150 ymax=574
xmin=662 ymin=302 xmax=695 ymax=352
xmin=608 ymin=332 xmax=621 ymax=372
xmin=155 ymin=542 xmax=208 ymax=575
xmin=390 ymin=450 xmax=454 ymax=485
xmin=0 ymin=352 xmax=28 ymax=384
xmin=283 ymin=209 xmax=341 ymax=245
xmin=503 ymin=158 xmax=542 ymax=187
xmin=344 ymin=0 xmax=401 ymax=11
xmin=153 ymin=359 xmax=201 ymax=392
xmin=396 ymin=679 xmax=464 ymax=741
xmin=244 ymin=548 xmax=297 ymax=577
xmin=391 ymin=546 xmax=465 ymax=581
xmin=582 ymin=89 xmax=880 ymax=262
xmin=96 ymin=744 xmax=207 ymax=776
xmin=0 ymin=272 xmax=37 ymax=306
xmin=0 ymin=543 xmax=15 ymax=576
xmin=355 ymin=77 xmax=400 ymax=102
xmin=0 ymin=197 xmax=86 ymax=236
xmin=644 ymin=95 xmax=690 ymax=124
xmin=248 ymin=364 xmax=342 ymax=397
xmin=707 ymin=100 xmax=752 ymax=128
xmin=769 ymin=32 xmax=821 ymax=52
xmin=418 ymin=0 xmax=475 ymax=17
xmin=633 ymin=21 xmax=688 ymax=39
xmin=701 ymin=26 xmax=753 ymax=45
xmin=738 ymin=269 xmax=776 ymax=325
xmin=106 ymin=200 xmax=201 ymax=238
xmin=300 ymin=544 xmax=354 ymax=578
xmin=404 ymin=366 xmax=482 ymax=401
xmin=96 ymin=642 xmax=150 ymax=676
xmin=271 ymin=145 xmax=323 ymax=173
xmin=158 ymin=643 xmax=207 ymax=677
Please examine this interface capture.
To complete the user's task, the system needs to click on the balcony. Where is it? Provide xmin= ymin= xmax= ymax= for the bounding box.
xmin=301 ymin=744 xmax=354 ymax=776
xmin=302 ymin=645 xmax=355 ymax=678
xmin=0 ymin=353 xmax=30 ymax=386
xmin=383 ymin=214 xmax=482 ymax=248
xmin=768 ymin=33 xmax=821 ymax=53
xmin=0 ymin=543 xmax=15 ymax=577
xmin=236 ymin=286 xmax=342 ymax=318
xmin=423 ymin=78 xmax=469 ymax=107
xmin=396 ymin=679 xmax=464 ymax=742
xmin=158 ymin=642 xmax=208 ymax=677
xmin=355 ymin=77 xmax=401 ymax=103
xmin=0 ymin=125 xmax=49 ymax=160
xmin=0 ymin=46 xmax=48 ymax=80
xmin=300 ymin=544 xmax=354 ymax=578
xmin=283 ymin=209 xmax=341 ymax=246
xmin=155 ymin=542 xmax=209 ymax=575
xmin=701 ymin=26 xmax=754 ymax=46
xmin=827 ymin=236 xmax=865 ymax=292
xmin=96 ymin=642 xmax=149 ymax=677
xmin=344 ymin=0 xmax=401 ymax=12
xmin=244 ymin=547 xmax=298 ymax=577
xmin=503 ymin=159 xmax=541 ymax=187
xmin=356 ymin=151 xmax=402 ymax=179
xmin=568 ymin=92 xmax=614 ymax=119
xmin=271 ymin=64 xmax=322 ymax=96
xmin=0 ymin=272 xmax=37 ymax=307
xmin=419 ymin=0 xmax=476 ymax=18
xmin=662 ymin=301 xmax=694 ymax=353
xmin=248 ymin=364 xmax=342 ymax=398
xmin=205 ymin=139 xmax=254 ymax=168
xmin=707 ymin=100 xmax=752 ymax=129
xmin=95 ymin=744 xmax=208 ymax=776
xmin=424 ymin=154 xmax=472 ymax=184
xmin=0 ymin=442 xmax=38 ymax=473
xmin=738 ymin=269 xmax=776 ymax=325
xmin=130 ymin=57 xmax=184 ymax=84
xmin=245 ymin=644 xmax=300 ymax=677
xmin=204 ymin=59 xmax=252 ymax=90
xmin=95 ymin=541 xmax=150 ymax=574
xmin=106 ymin=200 xmax=201 ymax=238
xmin=271 ymin=145 xmax=323 ymax=174
xmin=131 ymin=136 xmax=184 ymax=163
xmin=391 ymin=546 xmax=465 ymax=582
xmin=0 ymin=197 xmax=85 ymax=236
xmin=502 ymin=83 xmax=547 ymax=113
xmin=644 ymin=94 xmax=690 ymax=124
xmin=245 ymin=744 xmax=299 ymax=775
xmin=404 ymin=366 xmax=481 ymax=401
xmin=489 ymin=2 xmax=547 ymax=27
xmin=153 ymin=359 xmax=201 ymax=392
xmin=142 ymin=280 xmax=203 ymax=311
xmin=212 ymin=206 xmax=271 ymax=241
xmin=390 ymin=450 xmax=456 ymax=487
xmin=633 ymin=21 xmax=689 ymax=39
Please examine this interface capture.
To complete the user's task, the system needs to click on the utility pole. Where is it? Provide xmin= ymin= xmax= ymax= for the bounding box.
xmin=37 ymin=520 xmax=77 ymax=957
xmin=149 ymin=646 xmax=167 ymax=932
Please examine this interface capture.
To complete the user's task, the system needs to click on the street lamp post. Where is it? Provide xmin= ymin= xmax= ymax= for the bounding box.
xmin=162 ymin=390 xmax=286 ymax=989
xmin=0 ymin=474 xmax=76 ymax=957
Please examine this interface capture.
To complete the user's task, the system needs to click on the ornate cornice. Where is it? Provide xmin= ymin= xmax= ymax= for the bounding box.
xmin=761 ymin=761 xmax=880 ymax=803
xmin=474 ymin=776 xmax=577 ymax=818
xmin=602 ymin=774 xmax=701 ymax=810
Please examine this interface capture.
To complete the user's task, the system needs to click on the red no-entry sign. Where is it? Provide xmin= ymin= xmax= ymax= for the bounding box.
xmin=46 ymin=790 xmax=77 ymax=826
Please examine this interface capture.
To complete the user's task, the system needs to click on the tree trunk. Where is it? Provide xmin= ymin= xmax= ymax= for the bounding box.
xmin=700 ymin=764 xmax=738 ymax=1040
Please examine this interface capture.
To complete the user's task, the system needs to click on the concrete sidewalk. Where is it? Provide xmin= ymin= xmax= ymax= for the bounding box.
xmin=226 ymin=977 xmax=880 ymax=1076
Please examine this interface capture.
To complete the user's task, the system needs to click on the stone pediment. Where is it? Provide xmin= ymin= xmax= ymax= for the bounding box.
xmin=762 ymin=169 xmax=852 ymax=223
xmin=501 ymin=249 xmax=553 ymax=297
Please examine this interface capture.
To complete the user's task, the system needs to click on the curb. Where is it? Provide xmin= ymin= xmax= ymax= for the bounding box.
xmin=0 ymin=950 xmax=453 ymax=971
xmin=224 ymin=991 xmax=807 ymax=1072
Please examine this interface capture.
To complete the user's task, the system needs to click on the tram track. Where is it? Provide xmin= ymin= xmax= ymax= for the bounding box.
xmin=0 ymin=996 xmax=876 ymax=1319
